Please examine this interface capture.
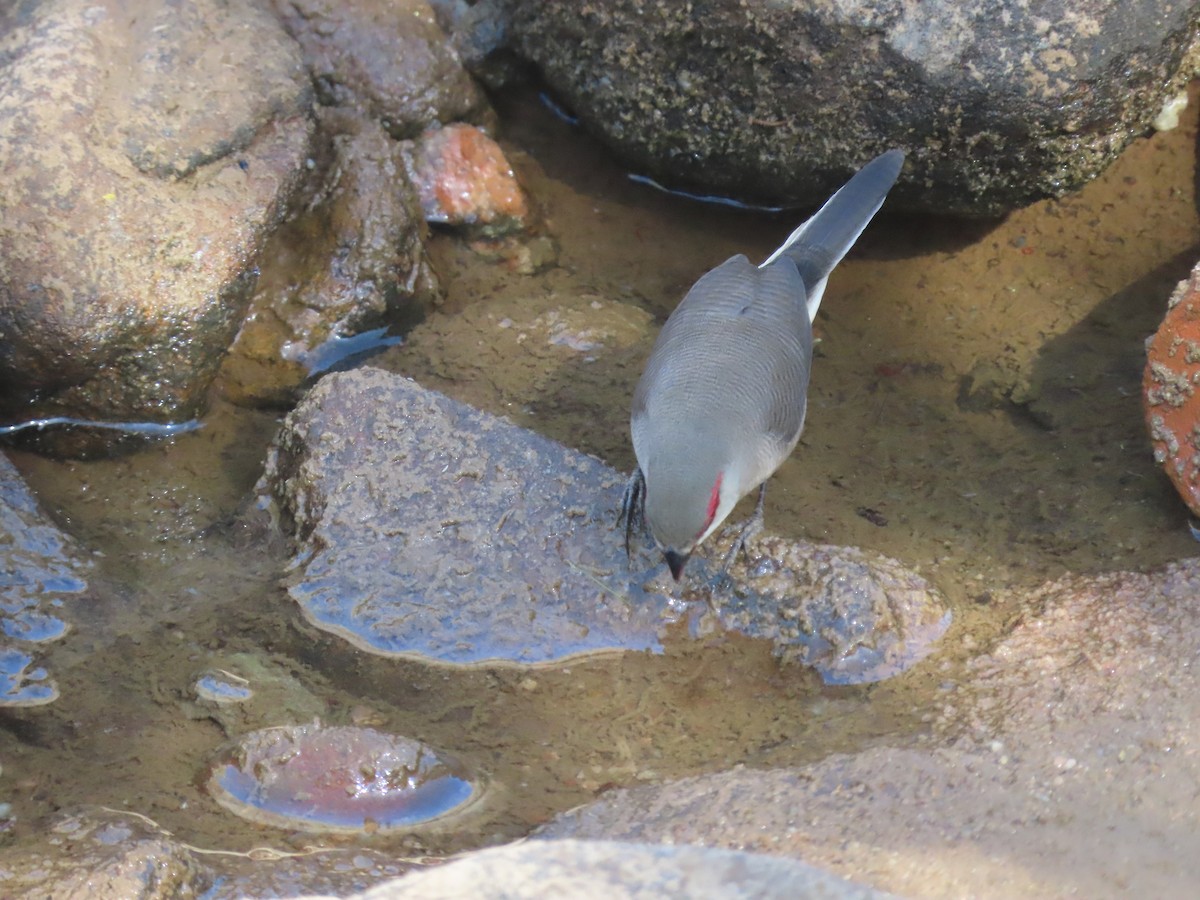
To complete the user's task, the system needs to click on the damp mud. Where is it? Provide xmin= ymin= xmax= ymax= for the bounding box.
xmin=2 ymin=82 xmax=1199 ymax=892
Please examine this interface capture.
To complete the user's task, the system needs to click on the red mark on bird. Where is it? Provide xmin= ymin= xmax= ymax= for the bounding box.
xmin=699 ymin=472 xmax=723 ymax=538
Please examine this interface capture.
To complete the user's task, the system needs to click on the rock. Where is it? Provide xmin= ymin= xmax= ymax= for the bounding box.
xmin=0 ymin=453 xmax=91 ymax=707
xmin=401 ymin=121 xmax=554 ymax=273
xmin=403 ymin=123 xmax=534 ymax=239
xmin=496 ymin=0 xmax=1200 ymax=216
xmin=0 ymin=0 xmax=313 ymax=455
xmin=467 ymin=234 xmax=559 ymax=276
xmin=538 ymin=561 xmax=1200 ymax=898
xmin=262 ymin=367 xmax=677 ymax=667
xmin=222 ymin=109 xmax=439 ymax=408
xmin=0 ymin=807 xmax=413 ymax=898
xmin=0 ymin=810 xmax=206 ymax=899
xmin=428 ymin=0 xmax=519 ymax=90
xmin=182 ymin=650 xmax=327 ymax=735
xmin=717 ymin=534 xmax=951 ymax=686
xmin=1144 ymin=261 xmax=1200 ymax=516
xmin=208 ymin=723 xmax=482 ymax=834
xmin=956 ymin=359 xmax=1020 ymax=412
xmin=295 ymin=839 xmax=897 ymax=899
xmin=272 ymin=0 xmax=490 ymax=138
xmin=261 ymin=367 xmax=946 ymax=680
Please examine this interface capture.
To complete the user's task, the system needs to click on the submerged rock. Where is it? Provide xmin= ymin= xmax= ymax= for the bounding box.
xmin=492 ymin=0 xmax=1200 ymax=216
xmin=0 ymin=0 xmax=313 ymax=454
xmin=208 ymin=723 xmax=481 ymax=834
xmin=193 ymin=671 xmax=255 ymax=705
xmin=717 ymin=535 xmax=951 ymax=686
xmin=0 ymin=454 xmax=90 ymax=706
xmin=262 ymin=368 xmax=947 ymax=681
xmin=184 ymin=651 xmax=328 ymax=736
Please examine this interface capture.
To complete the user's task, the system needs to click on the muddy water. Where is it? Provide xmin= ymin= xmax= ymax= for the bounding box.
xmin=4 ymin=83 xmax=1199 ymax=871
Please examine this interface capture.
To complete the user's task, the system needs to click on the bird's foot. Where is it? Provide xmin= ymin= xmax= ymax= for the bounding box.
xmin=617 ymin=467 xmax=647 ymax=558
xmin=712 ymin=483 xmax=768 ymax=590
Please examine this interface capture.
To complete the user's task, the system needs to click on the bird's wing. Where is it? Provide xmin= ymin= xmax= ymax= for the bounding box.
xmin=633 ymin=255 xmax=811 ymax=449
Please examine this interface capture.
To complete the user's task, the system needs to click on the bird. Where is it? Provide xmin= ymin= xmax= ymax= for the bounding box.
xmin=619 ymin=149 xmax=905 ymax=581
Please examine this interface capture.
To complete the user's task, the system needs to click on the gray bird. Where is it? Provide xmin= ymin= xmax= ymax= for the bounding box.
xmin=620 ymin=150 xmax=905 ymax=580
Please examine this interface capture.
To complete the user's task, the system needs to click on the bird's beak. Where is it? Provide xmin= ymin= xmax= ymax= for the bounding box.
xmin=663 ymin=549 xmax=690 ymax=581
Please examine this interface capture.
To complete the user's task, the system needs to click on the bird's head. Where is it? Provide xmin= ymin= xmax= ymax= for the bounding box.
xmin=643 ymin=454 xmax=742 ymax=580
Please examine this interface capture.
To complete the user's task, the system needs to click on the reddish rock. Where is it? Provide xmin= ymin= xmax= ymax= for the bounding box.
xmin=1144 ymin=262 xmax=1200 ymax=515
xmin=404 ymin=123 xmax=532 ymax=238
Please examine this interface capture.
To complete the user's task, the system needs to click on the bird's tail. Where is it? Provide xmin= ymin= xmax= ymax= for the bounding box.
xmin=761 ymin=149 xmax=905 ymax=322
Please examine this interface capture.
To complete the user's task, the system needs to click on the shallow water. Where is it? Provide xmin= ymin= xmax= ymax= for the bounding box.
xmin=3 ymin=83 xmax=1199 ymax=873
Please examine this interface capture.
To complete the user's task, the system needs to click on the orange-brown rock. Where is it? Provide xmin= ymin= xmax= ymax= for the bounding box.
xmin=1144 ymin=262 xmax=1200 ymax=515
xmin=404 ymin=123 xmax=532 ymax=238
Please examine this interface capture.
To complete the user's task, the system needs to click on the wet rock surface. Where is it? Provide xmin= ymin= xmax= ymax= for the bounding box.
xmin=262 ymin=367 xmax=947 ymax=679
xmin=208 ymin=723 xmax=481 ymax=834
xmin=539 ymin=561 xmax=1200 ymax=898
xmin=1144 ymin=259 xmax=1200 ymax=516
xmin=494 ymin=0 xmax=1200 ymax=216
xmin=428 ymin=0 xmax=518 ymax=90
xmin=263 ymin=367 xmax=678 ymax=666
xmin=0 ymin=0 xmax=313 ymax=450
xmin=272 ymin=0 xmax=489 ymax=138
xmin=717 ymin=534 xmax=951 ymax=685
xmin=0 ymin=453 xmax=90 ymax=707
xmin=297 ymin=839 xmax=896 ymax=899
xmin=0 ymin=807 xmax=415 ymax=898
xmin=0 ymin=809 xmax=209 ymax=899
xmin=222 ymin=108 xmax=439 ymax=408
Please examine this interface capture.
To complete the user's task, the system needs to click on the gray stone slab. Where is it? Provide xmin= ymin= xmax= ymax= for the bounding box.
xmin=263 ymin=368 xmax=948 ymax=680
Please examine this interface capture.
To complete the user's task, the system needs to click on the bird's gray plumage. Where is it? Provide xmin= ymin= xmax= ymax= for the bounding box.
xmin=625 ymin=150 xmax=905 ymax=578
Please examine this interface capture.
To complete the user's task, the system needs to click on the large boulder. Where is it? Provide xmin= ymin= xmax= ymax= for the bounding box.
xmin=225 ymin=0 xmax=519 ymax=408
xmin=487 ymin=0 xmax=1200 ymax=216
xmin=296 ymin=839 xmax=896 ymax=899
xmin=538 ymin=561 xmax=1200 ymax=898
xmin=0 ymin=0 xmax=313 ymax=452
